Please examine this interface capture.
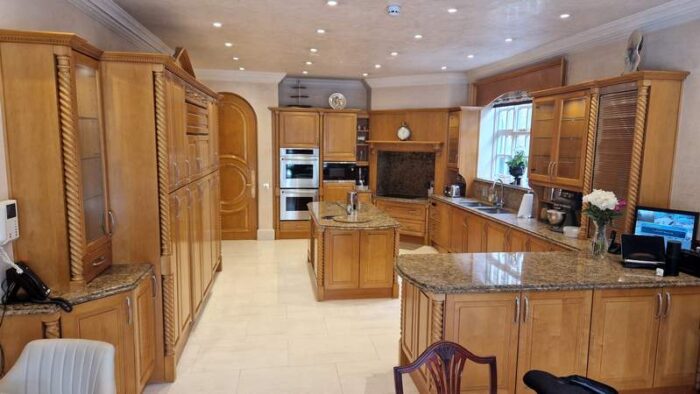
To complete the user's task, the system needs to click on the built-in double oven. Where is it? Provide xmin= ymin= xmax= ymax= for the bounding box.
xmin=279 ymin=148 xmax=319 ymax=221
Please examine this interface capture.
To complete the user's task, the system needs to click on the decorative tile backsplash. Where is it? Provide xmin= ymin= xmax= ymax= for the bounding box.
xmin=377 ymin=151 xmax=435 ymax=198
xmin=471 ymin=179 xmax=530 ymax=211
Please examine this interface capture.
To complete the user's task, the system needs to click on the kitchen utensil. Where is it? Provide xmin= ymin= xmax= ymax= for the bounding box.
xmin=546 ymin=209 xmax=565 ymax=226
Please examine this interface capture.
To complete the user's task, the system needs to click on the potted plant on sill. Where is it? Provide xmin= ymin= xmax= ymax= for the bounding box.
xmin=506 ymin=151 xmax=527 ymax=186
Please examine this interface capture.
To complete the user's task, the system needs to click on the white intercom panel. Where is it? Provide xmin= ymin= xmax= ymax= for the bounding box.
xmin=0 ymin=200 xmax=19 ymax=244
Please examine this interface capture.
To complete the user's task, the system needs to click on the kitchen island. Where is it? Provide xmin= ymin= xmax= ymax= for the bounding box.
xmin=307 ymin=201 xmax=400 ymax=301
xmin=397 ymin=252 xmax=700 ymax=394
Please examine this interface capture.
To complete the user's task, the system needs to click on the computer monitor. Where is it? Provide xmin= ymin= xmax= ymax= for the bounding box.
xmin=633 ymin=206 xmax=699 ymax=250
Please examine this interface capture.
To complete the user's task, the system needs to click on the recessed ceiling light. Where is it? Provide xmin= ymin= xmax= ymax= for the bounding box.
xmin=441 ymin=66 xmax=447 ymax=70
xmin=316 ymin=28 xmax=326 ymax=34
xmin=225 ymin=42 xmax=233 ymax=47
xmin=447 ymin=8 xmax=458 ymax=13
xmin=239 ymin=67 xmax=245 ymax=71
xmin=326 ymin=0 xmax=338 ymax=6
xmin=374 ymin=64 xmax=382 ymax=69
xmin=390 ymin=52 xmax=398 ymax=57
xmin=414 ymin=34 xmax=423 ymax=40
xmin=305 ymin=61 xmax=313 ymax=65
xmin=505 ymin=37 xmax=513 ymax=43
xmin=212 ymin=22 xmax=222 ymax=28
xmin=232 ymin=56 xmax=239 ymax=61
xmin=310 ymin=48 xmax=318 ymax=53
xmin=302 ymin=70 xmax=309 ymax=75
xmin=560 ymin=13 xmax=571 ymax=19
xmin=467 ymin=54 xmax=475 ymax=59
xmin=362 ymin=73 xmax=369 ymax=77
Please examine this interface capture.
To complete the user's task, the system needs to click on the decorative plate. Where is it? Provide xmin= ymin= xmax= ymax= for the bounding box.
xmin=397 ymin=122 xmax=411 ymax=141
xmin=328 ymin=93 xmax=347 ymax=110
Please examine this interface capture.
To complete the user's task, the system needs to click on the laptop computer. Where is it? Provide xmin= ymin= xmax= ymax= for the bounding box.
xmin=621 ymin=234 xmax=666 ymax=269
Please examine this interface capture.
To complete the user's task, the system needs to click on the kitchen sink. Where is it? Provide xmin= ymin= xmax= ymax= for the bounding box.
xmin=477 ymin=207 xmax=510 ymax=214
xmin=459 ymin=201 xmax=487 ymax=207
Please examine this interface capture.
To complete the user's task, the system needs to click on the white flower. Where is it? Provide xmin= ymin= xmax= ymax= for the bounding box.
xmin=583 ymin=189 xmax=619 ymax=211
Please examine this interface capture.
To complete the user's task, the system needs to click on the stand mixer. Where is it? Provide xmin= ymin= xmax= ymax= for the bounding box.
xmin=546 ymin=189 xmax=582 ymax=233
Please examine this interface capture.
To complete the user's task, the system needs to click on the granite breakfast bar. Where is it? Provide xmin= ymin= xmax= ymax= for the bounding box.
xmin=397 ymin=252 xmax=700 ymax=394
xmin=307 ymin=201 xmax=400 ymax=301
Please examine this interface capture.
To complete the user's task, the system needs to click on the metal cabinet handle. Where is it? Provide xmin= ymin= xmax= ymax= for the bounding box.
xmin=514 ymin=296 xmax=521 ymax=324
xmin=91 ymin=256 xmax=106 ymax=267
xmin=108 ymin=210 xmax=115 ymax=235
xmin=664 ymin=291 xmax=671 ymax=318
xmin=151 ymin=274 xmax=157 ymax=298
xmin=656 ymin=292 xmax=663 ymax=319
xmin=126 ymin=296 xmax=132 ymax=325
xmin=523 ymin=295 xmax=529 ymax=323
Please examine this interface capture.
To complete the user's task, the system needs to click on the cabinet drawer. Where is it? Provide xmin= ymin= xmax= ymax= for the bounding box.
xmin=397 ymin=218 xmax=426 ymax=236
xmin=377 ymin=201 xmax=426 ymax=220
xmin=83 ymin=238 xmax=113 ymax=283
xmin=279 ymin=220 xmax=310 ymax=232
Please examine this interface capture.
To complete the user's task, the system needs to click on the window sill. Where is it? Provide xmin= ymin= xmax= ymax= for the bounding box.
xmin=473 ymin=177 xmax=532 ymax=193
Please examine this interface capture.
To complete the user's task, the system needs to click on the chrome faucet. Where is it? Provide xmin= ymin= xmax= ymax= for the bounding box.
xmin=490 ymin=179 xmax=505 ymax=208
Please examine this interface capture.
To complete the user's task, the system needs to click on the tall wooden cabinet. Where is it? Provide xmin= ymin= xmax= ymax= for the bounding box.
xmin=323 ymin=112 xmax=357 ymax=161
xmin=100 ymin=52 xmax=221 ymax=383
xmin=0 ymin=31 xmax=113 ymax=290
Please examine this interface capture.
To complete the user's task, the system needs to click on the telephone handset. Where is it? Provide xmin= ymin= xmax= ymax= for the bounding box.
xmin=5 ymin=262 xmax=72 ymax=312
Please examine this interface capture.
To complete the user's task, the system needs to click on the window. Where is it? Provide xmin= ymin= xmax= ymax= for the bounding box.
xmin=477 ymin=102 xmax=532 ymax=184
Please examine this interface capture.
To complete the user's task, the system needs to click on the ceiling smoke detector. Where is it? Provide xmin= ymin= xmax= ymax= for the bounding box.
xmin=387 ymin=4 xmax=401 ymax=16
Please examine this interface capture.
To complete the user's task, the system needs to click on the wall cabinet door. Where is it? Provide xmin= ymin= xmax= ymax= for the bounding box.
xmin=445 ymin=292 xmax=520 ymax=393
xmin=279 ymin=112 xmax=320 ymax=147
xmin=429 ymin=201 xmax=450 ymax=250
xmin=322 ymin=181 xmax=356 ymax=202
xmin=529 ymin=98 xmax=558 ymax=185
xmin=485 ymin=222 xmax=509 ymax=252
xmin=653 ymin=287 xmax=700 ymax=388
xmin=189 ymin=185 xmax=203 ymax=312
xmin=449 ymin=207 xmax=467 ymax=253
xmin=516 ymin=290 xmax=592 ymax=393
xmin=359 ymin=229 xmax=395 ymax=289
xmin=169 ymin=190 xmax=192 ymax=345
xmin=133 ymin=275 xmax=156 ymax=392
xmin=323 ymin=112 xmax=357 ymax=161
xmin=61 ymin=291 xmax=135 ymax=394
xmin=199 ymin=178 xmax=213 ymax=294
xmin=324 ymin=230 xmax=360 ymax=289
xmin=551 ymin=94 xmax=589 ymax=189
xmin=401 ymin=281 xmax=418 ymax=361
xmin=446 ymin=112 xmax=460 ymax=168
xmin=588 ymin=288 xmax=661 ymax=390
xmin=166 ymin=73 xmax=188 ymax=189
xmin=464 ymin=212 xmax=485 ymax=253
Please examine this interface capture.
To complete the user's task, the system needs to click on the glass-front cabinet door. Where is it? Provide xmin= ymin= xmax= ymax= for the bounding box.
xmin=73 ymin=52 xmax=112 ymax=281
xmin=528 ymin=98 xmax=558 ymax=184
xmin=551 ymin=93 xmax=590 ymax=189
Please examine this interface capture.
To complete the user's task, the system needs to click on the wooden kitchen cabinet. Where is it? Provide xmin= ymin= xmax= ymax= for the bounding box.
xmin=445 ymin=292 xmax=520 ymax=393
xmin=449 ymin=207 xmax=468 ymax=253
xmin=653 ymin=287 xmax=700 ymax=388
xmin=528 ymin=236 xmax=554 ymax=252
xmin=169 ymin=189 xmax=192 ymax=350
xmin=323 ymin=112 xmax=357 ymax=161
xmin=166 ymin=72 xmax=188 ymax=190
xmin=430 ymin=200 xmax=451 ymax=250
xmin=359 ymin=230 xmax=395 ymax=289
xmin=322 ymin=181 xmax=356 ymax=202
xmin=189 ymin=183 xmax=203 ymax=312
xmin=279 ymin=111 xmax=320 ymax=147
xmin=375 ymin=198 xmax=427 ymax=240
xmin=325 ymin=230 xmax=361 ymax=290
xmin=485 ymin=221 xmax=509 ymax=252
xmin=446 ymin=111 xmax=461 ymax=169
xmin=588 ymin=288 xmax=662 ymax=390
xmin=516 ymin=290 xmax=592 ymax=393
xmin=528 ymin=91 xmax=590 ymax=190
xmin=464 ymin=212 xmax=486 ymax=253
xmin=133 ymin=275 xmax=156 ymax=393
xmin=508 ymin=229 xmax=529 ymax=252
xmin=401 ymin=281 xmax=418 ymax=362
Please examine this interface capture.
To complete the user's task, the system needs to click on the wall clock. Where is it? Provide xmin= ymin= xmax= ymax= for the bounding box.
xmin=397 ymin=122 xmax=411 ymax=141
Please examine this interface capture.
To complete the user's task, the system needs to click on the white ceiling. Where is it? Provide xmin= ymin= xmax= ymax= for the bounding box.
xmin=114 ymin=0 xmax=672 ymax=78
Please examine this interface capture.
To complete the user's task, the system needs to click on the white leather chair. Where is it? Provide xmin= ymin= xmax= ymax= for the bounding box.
xmin=0 ymin=339 xmax=116 ymax=394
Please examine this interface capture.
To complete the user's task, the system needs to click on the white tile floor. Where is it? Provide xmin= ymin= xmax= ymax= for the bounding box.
xmin=145 ymin=239 xmax=436 ymax=394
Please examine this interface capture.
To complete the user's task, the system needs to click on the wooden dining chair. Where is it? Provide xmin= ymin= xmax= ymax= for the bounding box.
xmin=393 ymin=341 xmax=497 ymax=394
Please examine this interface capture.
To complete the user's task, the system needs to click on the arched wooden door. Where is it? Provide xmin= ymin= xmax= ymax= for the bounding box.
xmin=219 ymin=93 xmax=258 ymax=239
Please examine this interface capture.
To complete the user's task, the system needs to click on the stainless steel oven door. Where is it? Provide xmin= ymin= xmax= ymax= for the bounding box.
xmin=279 ymin=189 xmax=319 ymax=221
xmin=280 ymin=158 xmax=319 ymax=189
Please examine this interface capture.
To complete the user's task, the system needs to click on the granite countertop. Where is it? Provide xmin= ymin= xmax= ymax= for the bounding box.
xmin=431 ymin=195 xmax=590 ymax=251
xmin=397 ymin=252 xmax=700 ymax=294
xmin=308 ymin=201 xmax=400 ymax=230
xmin=4 ymin=263 xmax=153 ymax=316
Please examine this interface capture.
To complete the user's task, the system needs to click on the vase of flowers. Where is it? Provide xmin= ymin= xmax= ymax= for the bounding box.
xmin=506 ymin=151 xmax=527 ymax=186
xmin=582 ymin=189 xmax=626 ymax=259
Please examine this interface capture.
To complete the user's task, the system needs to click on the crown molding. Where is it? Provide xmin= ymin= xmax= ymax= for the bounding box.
xmin=467 ymin=0 xmax=700 ymax=80
xmin=66 ymin=0 xmax=173 ymax=54
xmin=196 ymin=68 xmax=287 ymax=84
xmin=365 ymin=72 xmax=469 ymax=88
